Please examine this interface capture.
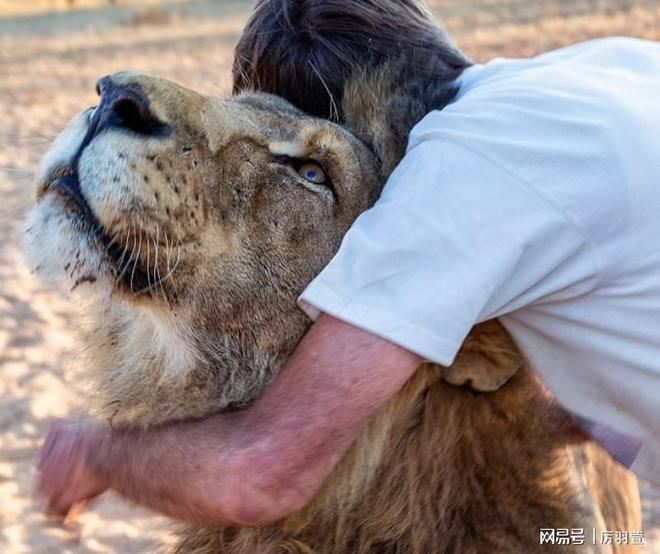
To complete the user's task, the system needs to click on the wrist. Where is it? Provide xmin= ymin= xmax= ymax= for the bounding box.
xmin=80 ymin=421 xmax=114 ymax=487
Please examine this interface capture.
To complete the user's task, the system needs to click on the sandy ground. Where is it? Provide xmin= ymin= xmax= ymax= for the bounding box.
xmin=0 ymin=0 xmax=659 ymax=552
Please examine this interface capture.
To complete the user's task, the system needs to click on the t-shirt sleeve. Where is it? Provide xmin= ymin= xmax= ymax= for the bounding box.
xmin=299 ymin=139 xmax=599 ymax=366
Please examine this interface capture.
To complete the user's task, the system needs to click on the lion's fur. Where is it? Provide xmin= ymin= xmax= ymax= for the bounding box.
xmin=24 ymin=64 xmax=640 ymax=553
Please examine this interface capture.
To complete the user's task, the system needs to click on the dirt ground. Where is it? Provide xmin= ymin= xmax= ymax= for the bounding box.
xmin=0 ymin=0 xmax=659 ymax=552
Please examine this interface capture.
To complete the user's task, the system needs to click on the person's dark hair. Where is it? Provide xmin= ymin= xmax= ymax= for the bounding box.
xmin=233 ymin=0 xmax=471 ymax=122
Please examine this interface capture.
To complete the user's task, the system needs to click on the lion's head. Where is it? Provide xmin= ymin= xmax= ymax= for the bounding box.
xmin=24 ymin=71 xmax=381 ymax=423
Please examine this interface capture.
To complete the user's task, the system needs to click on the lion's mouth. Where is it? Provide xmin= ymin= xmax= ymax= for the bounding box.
xmin=44 ymin=167 xmax=153 ymax=294
xmin=46 ymin=169 xmax=96 ymax=223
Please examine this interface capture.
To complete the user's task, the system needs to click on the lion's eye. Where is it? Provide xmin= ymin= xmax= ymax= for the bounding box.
xmin=298 ymin=163 xmax=326 ymax=185
xmin=272 ymin=155 xmax=333 ymax=196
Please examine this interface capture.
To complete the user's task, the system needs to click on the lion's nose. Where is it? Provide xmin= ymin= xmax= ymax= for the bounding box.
xmin=92 ymin=76 xmax=171 ymax=138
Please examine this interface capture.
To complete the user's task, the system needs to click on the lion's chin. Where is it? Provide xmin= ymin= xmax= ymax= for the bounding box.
xmin=24 ymin=190 xmax=161 ymax=301
xmin=23 ymin=191 xmax=112 ymax=297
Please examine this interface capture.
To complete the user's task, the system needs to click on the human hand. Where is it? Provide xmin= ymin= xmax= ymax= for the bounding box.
xmin=36 ymin=418 xmax=109 ymax=519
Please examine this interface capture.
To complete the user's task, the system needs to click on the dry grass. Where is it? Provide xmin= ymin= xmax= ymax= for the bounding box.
xmin=0 ymin=0 xmax=658 ymax=552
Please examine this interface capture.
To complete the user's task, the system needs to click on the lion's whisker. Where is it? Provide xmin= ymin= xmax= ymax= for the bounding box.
xmin=115 ymin=228 xmax=133 ymax=277
xmin=130 ymin=225 xmax=143 ymax=292
xmin=135 ymin=227 xmax=180 ymax=298
xmin=308 ymin=60 xmax=340 ymax=123
xmin=0 ymin=198 xmax=34 ymax=222
xmin=234 ymin=53 xmax=256 ymax=91
xmin=105 ymin=233 xmax=121 ymax=250
xmin=169 ymin=224 xmax=184 ymax=298
xmin=152 ymin=224 xmax=182 ymax=297
xmin=154 ymin=225 xmax=160 ymax=283
xmin=145 ymin=229 xmax=153 ymax=292
xmin=153 ymin=225 xmax=171 ymax=305
xmin=2 ymin=134 xmax=56 ymax=144
xmin=0 ymin=165 xmax=35 ymax=176
xmin=164 ymin=231 xmax=172 ymax=276
xmin=117 ymin=224 xmax=138 ymax=285
xmin=157 ymin=243 xmax=181 ymax=289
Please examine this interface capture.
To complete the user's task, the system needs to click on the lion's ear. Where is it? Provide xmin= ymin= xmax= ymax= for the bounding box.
xmin=440 ymin=320 xmax=522 ymax=392
xmin=342 ymin=66 xmax=420 ymax=179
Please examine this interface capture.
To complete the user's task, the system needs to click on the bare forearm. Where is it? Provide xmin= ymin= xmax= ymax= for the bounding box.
xmin=85 ymin=315 xmax=421 ymax=525
xmin=85 ymin=414 xmax=238 ymax=524
xmin=235 ymin=314 xmax=423 ymax=499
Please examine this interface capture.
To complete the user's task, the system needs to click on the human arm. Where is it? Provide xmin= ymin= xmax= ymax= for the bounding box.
xmin=38 ymin=313 xmax=422 ymax=526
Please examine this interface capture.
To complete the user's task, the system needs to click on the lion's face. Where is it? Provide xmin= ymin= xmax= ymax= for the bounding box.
xmin=24 ymin=72 xmax=380 ymax=417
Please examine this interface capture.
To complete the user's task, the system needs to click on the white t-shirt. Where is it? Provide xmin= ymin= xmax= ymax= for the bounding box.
xmin=299 ymin=37 xmax=660 ymax=483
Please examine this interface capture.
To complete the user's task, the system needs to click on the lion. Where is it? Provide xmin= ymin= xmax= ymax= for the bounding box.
xmin=23 ymin=68 xmax=641 ymax=553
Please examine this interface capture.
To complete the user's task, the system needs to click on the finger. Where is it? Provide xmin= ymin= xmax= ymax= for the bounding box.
xmin=36 ymin=465 xmax=71 ymax=513
xmin=51 ymin=487 xmax=101 ymax=519
xmin=37 ymin=429 xmax=64 ymax=472
xmin=37 ymin=436 xmax=55 ymax=471
xmin=35 ymin=461 xmax=67 ymax=498
xmin=64 ymin=500 xmax=87 ymax=524
xmin=38 ymin=425 xmax=79 ymax=474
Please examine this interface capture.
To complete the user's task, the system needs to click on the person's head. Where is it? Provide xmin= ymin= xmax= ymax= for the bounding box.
xmin=233 ymin=0 xmax=471 ymax=124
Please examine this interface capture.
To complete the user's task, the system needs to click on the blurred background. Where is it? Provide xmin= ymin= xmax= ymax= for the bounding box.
xmin=1 ymin=0 xmax=659 ymax=552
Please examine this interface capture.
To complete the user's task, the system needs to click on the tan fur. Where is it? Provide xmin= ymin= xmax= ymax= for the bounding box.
xmin=24 ymin=70 xmax=640 ymax=553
